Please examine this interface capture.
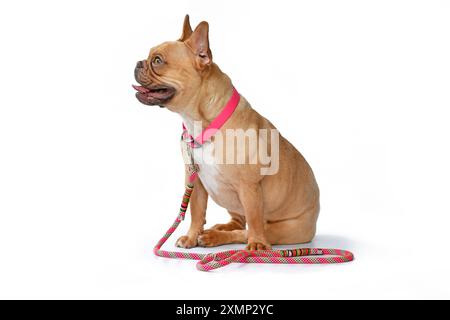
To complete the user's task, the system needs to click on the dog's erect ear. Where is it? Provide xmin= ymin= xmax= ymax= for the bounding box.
xmin=185 ymin=21 xmax=212 ymax=68
xmin=179 ymin=15 xmax=193 ymax=41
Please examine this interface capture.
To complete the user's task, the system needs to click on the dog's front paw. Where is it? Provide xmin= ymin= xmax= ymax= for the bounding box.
xmin=246 ymin=241 xmax=272 ymax=251
xmin=176 ymin=235 xmax=198 ymax=249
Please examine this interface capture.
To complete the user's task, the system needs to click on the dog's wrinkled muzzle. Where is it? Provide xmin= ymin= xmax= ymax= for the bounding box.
xmin=133 ymin=60 xmax=175 ymax=107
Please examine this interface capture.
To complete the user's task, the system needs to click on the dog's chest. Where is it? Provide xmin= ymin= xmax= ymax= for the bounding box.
xmin=192 ymin=143 xmax=220 ymax=194
xmin=190 ymin=143 xmax=243 ymax=214
xmin=180 ymin=117 xmax=243 ymax=213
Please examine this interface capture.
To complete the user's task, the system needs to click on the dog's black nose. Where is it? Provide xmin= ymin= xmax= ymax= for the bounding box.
xmin=136 ymin=60 xmax=144 ymax=68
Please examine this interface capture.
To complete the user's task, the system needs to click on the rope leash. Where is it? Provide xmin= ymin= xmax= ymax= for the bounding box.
xmin=153 ymin=184 xmax=354 ymax=272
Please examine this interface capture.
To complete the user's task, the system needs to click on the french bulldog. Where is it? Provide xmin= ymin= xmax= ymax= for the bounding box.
xmin=134 ymin=15 xmax=320 ymax=250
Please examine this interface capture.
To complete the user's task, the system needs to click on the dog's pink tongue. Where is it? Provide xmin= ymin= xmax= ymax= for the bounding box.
xmin=132 ymin=84 xmax=150 ymax=94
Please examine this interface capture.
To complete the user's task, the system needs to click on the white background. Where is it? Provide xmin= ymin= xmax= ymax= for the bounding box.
xmin=0 ymin=0 xmax=449 ymax=300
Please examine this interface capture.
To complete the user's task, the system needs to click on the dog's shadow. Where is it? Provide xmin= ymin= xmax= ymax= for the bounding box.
xmin=273 ymin=234 xmax=357 ymax=251
xmin=179 ymin=234 xmax=357 ymax=253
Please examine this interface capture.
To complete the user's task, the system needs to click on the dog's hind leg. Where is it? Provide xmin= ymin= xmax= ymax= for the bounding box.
xmin=198 ymin=212 xmax=246 ymax=247
xmin=209 ymin=211 xmax=246 ymax=232
xmin=264 ymin=210 xmax=318 ymax=245
xmin=197 ymin=229 xmax=247 ymax=247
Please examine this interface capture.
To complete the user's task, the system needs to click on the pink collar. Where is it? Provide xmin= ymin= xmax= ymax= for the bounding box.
xmin=182 ymin=87 xmax=240 ymax=147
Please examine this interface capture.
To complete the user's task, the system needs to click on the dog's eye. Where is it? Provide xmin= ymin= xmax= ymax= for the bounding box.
xmin=152 ymin=56 xmax=163 ymax=65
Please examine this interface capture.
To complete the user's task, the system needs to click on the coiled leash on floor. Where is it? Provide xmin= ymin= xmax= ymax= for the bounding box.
xmin=153 ymin=87 xmax=354 ymax=271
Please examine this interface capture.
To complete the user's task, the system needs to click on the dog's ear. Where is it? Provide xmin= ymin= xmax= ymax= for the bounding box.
xmin=185 ymin=21 xmax=212 ymax=69
xmin=179 ymin=14 xmax=193 ymax=41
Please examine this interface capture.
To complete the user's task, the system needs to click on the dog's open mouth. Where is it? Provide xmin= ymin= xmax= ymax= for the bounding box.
xmin=132 ymin=84 xmax=176 ymax=106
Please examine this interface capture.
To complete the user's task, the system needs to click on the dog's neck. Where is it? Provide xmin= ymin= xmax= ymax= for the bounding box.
xmin=180 ymin=64 xmax=235 ymax=133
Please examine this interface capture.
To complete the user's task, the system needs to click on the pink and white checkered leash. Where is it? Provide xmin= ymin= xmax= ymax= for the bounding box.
xmin=152 ymin=87 xmax=354 ymax=271
xmin=153 ymin=184 xmax=354 ymax=272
